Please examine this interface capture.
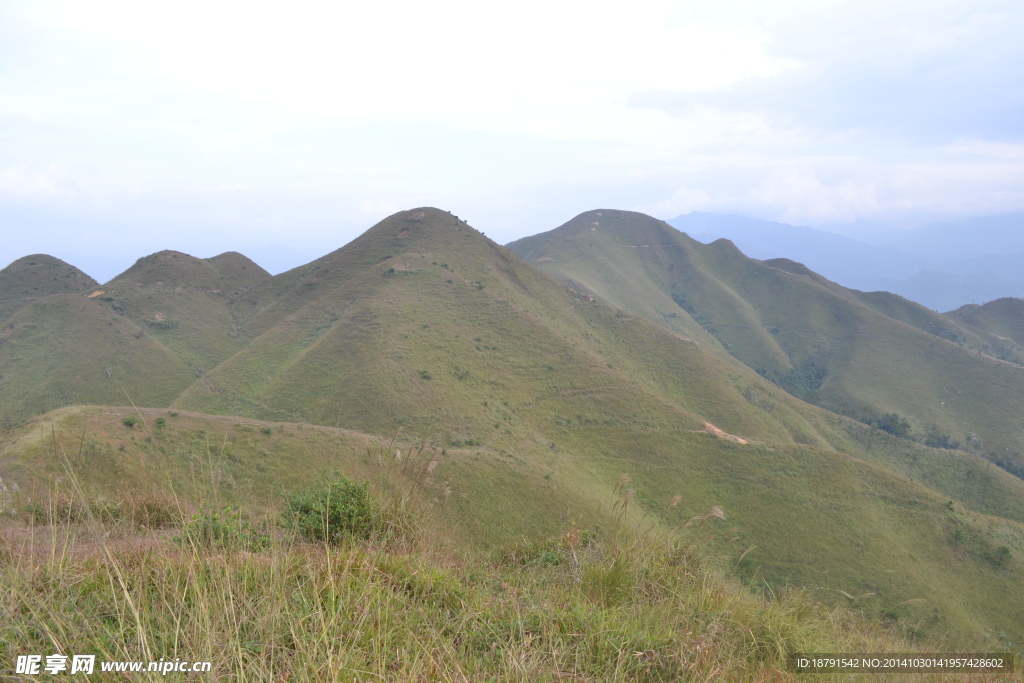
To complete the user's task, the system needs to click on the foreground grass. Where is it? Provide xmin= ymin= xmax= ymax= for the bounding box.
xmin=3 ymin=507 xmax=1018 ymax=682
xmin=4 ymin=406 xmax=1024 ymax=652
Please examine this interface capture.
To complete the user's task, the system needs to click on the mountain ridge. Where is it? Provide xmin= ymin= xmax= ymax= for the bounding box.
xmin=507 ymin=209 xmax=1024 ymax=473
xmin=2 ymin=207 xmax=1024 ymax=647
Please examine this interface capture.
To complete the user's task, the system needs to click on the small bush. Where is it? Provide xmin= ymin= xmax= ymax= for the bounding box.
xmin=281 ymin=476 xmax=376 ymax=544
xmin=420 ymin=370 xmax=432 ymax=380
xmin=261 ymin=427 xmax=273 ymax=436
xmin=154 ymin=417 xmax=166 ymax=429
xmin=924 ymin=427 xmax=959 ymax=449
xmin=870 ymin=412 xmax=911 ymax=438
xmin=178 ymin=505 xmax=269 ymax=551
xmin=992 ymin=545 xmax=1012 ymax=567
xmin=122 ymin=416 xmax=138 ymax=429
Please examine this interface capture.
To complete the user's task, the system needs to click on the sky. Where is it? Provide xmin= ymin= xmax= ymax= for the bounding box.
xmin=2 ymin=0 xmax=1023 ymax=280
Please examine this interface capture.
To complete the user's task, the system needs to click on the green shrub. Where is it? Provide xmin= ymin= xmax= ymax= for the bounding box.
xmin=178 ymin=505 xmax=269 ymax=551
xmin=870 ymin=413 xmax=911 ymax=438
xmin=992 ymin=545 xmax=1012 ymax=568
xmin=924 ymin=427 xmax=959 ymax=449
xmin=122 ymin=416 xmax=138 ymax=429
xmin=154 ymin=417 xmax=166 ymax=429
xmin=281 ymin=476 xmax=376 ymax=543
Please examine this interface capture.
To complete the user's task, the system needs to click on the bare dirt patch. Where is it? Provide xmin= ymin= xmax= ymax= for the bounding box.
xmin=701 ymin=422 xmax=748 ymax=444
xmin=86 ymin=290 xmax=105 ymax=298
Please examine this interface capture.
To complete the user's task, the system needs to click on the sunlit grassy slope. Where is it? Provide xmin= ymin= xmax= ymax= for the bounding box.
xmin=8 ymin=423 xmax=1004 ymax=683
xmin=3 ymin=405 xmax=1024 ymax=651
xmin=846 ymin=290 xmax=1024 ymax=364
xmin=507 ymin=210 xmax=1024 ymax=471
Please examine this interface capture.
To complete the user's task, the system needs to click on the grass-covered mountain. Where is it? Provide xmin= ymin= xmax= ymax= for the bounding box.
xmin=507 ymin=210 xmax=1024 ymax=474
xmin=949 ymin=297 xmax=1024 ymax=347
xmin=0 ymin=254 xmax=98 ymax=321
xmin=0 ymin=295 xmax=195 ymax=427
xmin=0 ymin=251 xmax=269 ymax=426
xmin=2 ymin=208 xmax=1024 ymax=650
xmin=99 ymin=250 xmax=270 ymax=373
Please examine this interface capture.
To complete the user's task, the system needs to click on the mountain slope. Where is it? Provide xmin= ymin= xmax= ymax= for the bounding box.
xmin=507 ymin=209 xmax=1024 ymax=472
xmin=3 ymin=208 xmax=1024 ymax=646
xmin=0 ymin=254 xmax=97 ymax=322
xmin=0 ymin=294 xmax=194 ymax=426
xmin=948 ymin=298 xmax=1024 ymax=347
xmin=176 ymin=208 xmax=840 ymax=448
xmin=6 ymin=395 xmax=1024 ymax=651
xmin=845 ymin=289 xmax=1024 ymax=364
xmin=97 ymin=250 xmax=271 ymax=373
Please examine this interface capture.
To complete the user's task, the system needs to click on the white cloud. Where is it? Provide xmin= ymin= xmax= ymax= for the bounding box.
xmin=949 ymin=139 xmax=1024 ymax=160
xmin=25 ymin=0 xmax=799 ymax=140
xmin=639 ymin=156 xmax=1024 ymax=226
xmin=0 ymin=162 xmax=75 ymax=199
xmin=2 ymin=0 xmax=1024 ymax=269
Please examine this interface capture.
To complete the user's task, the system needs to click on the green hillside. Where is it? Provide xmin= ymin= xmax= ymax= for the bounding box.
xmin=2 ymin=208 xmax=1024 ymax=650
xmin=0 ymin=250 xmax=270 ymax=427
xmin=507 ymin=210 xmax=1024 ymax=474
xmin=949 ymin=297 xmax=1024 ymax=347
xmin=6 ymin=411 xmax=996 ymax=682
xmin=0 ymin=254 xmax=97 ymax=322
xmin=169 ymin=208 xmax=1024 ymax=646
xmin=5 ymin=402 xmax=1024 ymax=651
xmin=0 ymin=295 xmax=195 ymax=427
xmin=175 ymin=209 xmax=844 ymax=448
xmin=842 ymin=289 xmax=1024 ymax=365
xmin=99 ymin=250 xmax=270 ymax=372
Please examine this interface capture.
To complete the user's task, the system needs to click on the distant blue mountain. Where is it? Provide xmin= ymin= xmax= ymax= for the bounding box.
xmin=891 ymin=214 xmax=1024 ymax=261
xmin=666 ymin=212 xmax=1024 ymax=312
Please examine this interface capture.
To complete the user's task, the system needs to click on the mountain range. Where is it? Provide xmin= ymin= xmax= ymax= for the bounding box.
xmin=2 ymin=207 xmax=1023 ymax=648
xmin=670 ymin=212 xmax=1024 ymax=312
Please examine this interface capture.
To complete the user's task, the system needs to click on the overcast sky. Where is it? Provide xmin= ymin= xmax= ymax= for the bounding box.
xmin=2 ymin=0 xmax=1023 ymax=280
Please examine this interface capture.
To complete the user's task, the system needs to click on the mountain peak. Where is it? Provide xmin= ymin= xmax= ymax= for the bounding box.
xmin=107 ymin=249 xmax=269 ymax=291
xmin=205 ymin=251 xmax=270 ymax=288
xmin=329 ymin=207 xmax=498 ymax=268
xmin=0 ymin=253 xmax=98 ymax=321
